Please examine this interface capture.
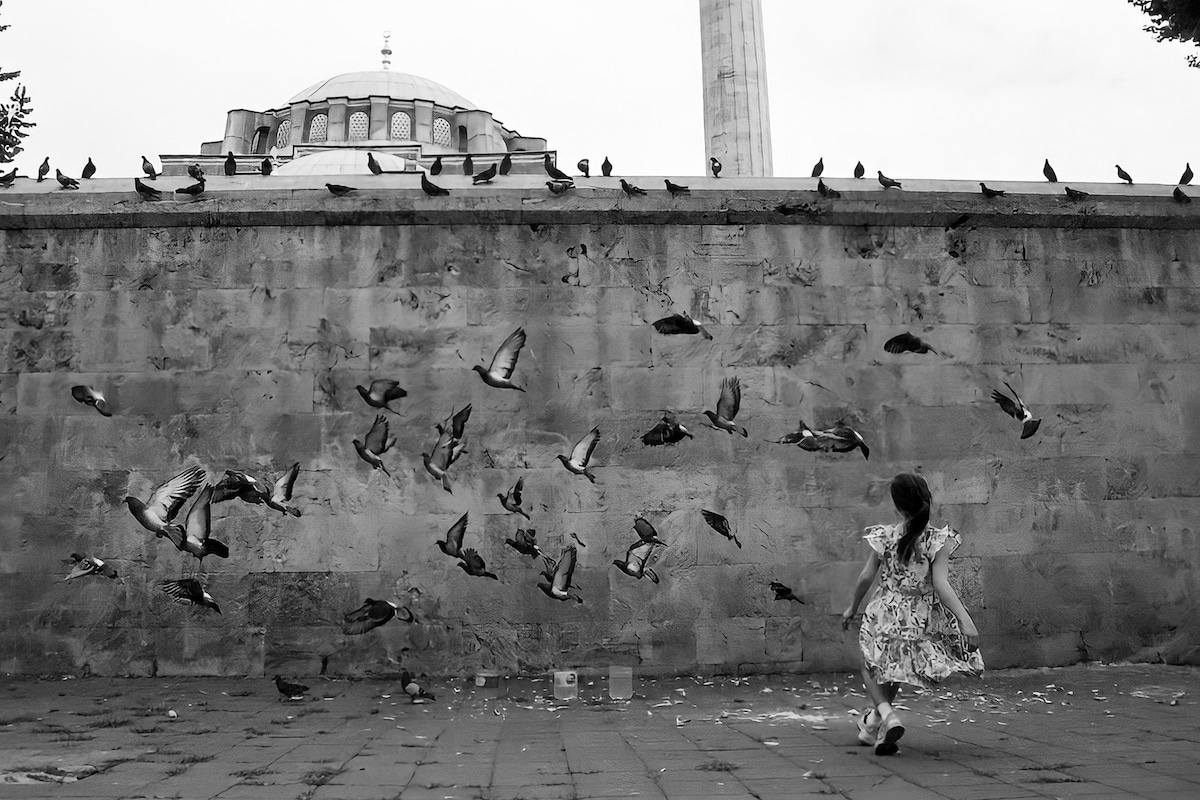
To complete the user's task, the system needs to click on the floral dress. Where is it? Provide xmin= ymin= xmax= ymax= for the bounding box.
xmin=858 ymin=523 xmax=985 ymax=688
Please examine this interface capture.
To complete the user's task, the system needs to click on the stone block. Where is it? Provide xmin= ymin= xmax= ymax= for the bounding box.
xmin=694 ymin=617 xmax=765 ymax=665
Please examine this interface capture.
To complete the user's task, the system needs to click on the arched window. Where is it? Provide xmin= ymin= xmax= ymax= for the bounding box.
xmin=251 ymin=126 xmax=270 ymax=154
xmin=276 ymin=120 xmax=291 ymax=148
xmin=457 ymin=125 xmax=468 ymax=152
xmin=433 ymin=117 xmax=451 ymax=147
xmin=389 ymin=111 xmax=411 ymax=140
xmin=348 ymin=111 xmax=369 ymax=141
xmin=308 ymin=113 xmax=328 ymax=143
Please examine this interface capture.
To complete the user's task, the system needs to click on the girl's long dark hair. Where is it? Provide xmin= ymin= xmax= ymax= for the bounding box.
xmin=891 ymin=473 xmax=932 ymax=563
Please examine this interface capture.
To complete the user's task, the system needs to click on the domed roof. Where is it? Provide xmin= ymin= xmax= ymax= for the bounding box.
xmin=288 ymin=71 xmax=476 ymax=109
xmin=274 ymin=150 xmax=409 ymax=176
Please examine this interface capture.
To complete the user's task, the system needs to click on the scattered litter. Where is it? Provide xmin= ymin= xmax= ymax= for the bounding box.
xmin=166 ymin=710 xmax=177 ymax=719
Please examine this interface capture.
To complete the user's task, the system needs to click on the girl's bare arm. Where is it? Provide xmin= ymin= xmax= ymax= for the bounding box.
xmin=841 ymin=551 xmax=881 ymax=627
xmin=931 ymin=546 xmax=979 ymax=639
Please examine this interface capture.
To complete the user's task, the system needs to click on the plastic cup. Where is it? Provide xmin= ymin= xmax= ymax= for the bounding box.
xmin=553 ymin=670 xmax=578 ymax=700
xmin=609 ymin=666 xmax=633 ymax=700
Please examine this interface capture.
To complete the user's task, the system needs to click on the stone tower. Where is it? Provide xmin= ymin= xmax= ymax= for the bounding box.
xmin=699 ymin=0 xmax=774 ymax=177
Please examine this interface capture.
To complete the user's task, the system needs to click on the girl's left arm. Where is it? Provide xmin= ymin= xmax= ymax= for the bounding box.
xmin=840 ymin=551 xmax=881 ymax=629
xmin=931 ymin=546 xmax=979 ymax=640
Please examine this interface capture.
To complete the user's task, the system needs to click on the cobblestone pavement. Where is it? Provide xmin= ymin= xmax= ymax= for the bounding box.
xmin=0 ymin=663 xmax=1196 ymax=800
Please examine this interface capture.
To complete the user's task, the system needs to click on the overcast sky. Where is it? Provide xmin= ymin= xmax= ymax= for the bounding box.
xmin=3 ymin=0 xmax=1198 ymax=183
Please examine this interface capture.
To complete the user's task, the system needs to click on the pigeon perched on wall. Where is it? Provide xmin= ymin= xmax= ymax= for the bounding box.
xmin=854 ymin=161 xmax=865 ymax=179
xmin=1043 ymin=159 xmax=1058 ymax=182
xmin=37 ymin=157 xmax=50 ymax=182
xmin=710 ymin=157 xmax=721 ymax=177
xmin=326 ymin=183 xmax=356 ymax=196
xmin=980 ymin=183 xmax=1005 ymax=199
xmin=1181 ymin=163 xmax=1193 ymax=185
xmin=274 ymin=676 xmax=308 ymax=701
xmin=62 ymin=554 xmax=120 ymax=582
xmin=811 ymin=157 xmax=824 ymax=178
xmin=546 ymin=180 xmax=573 ymax=195
xmin=652 ymin=311 xmax=711 ymax=339
xmin=1174 ymin=186 xmax=1191 ymax=204
xmin=538 ymin=545 xmax=583 ymax=602
xmin=422 ymin=172 xmax=450 ymax=196
xmin=884 ymin=332 xmax=939 ymax=355
xmin=176 ymin=179 xmax=205 ymax=197
xmin=703 ymin=377 xmax=748 ymax=437
xmin=817 ymin=178 xmax=840 ymax=199
xmin=141 ymin=156 xmax=158 ymax=180
xmin=639 ymin=413 xmax=693 ymax=446
xmin=430 ymin=156 xmax=443 ymax=176
xmin=134 ymin=178 xmax=161 ymax=201
xmin=70 ymin=385 xmax=112 ymax=416
xmin=159 ymin=578 xmax=221 ymax=613
xmin=877 ymin=171 xmax=902 ymax=189
xmin=82 ymin=158 xmax=96 ymax=179
xmin=577 ymin=158 xmax=590 ymax=177
xmin=0 ymin=167 xmax=17 ymax=187
xmin=500 ymin=153 xmax=512 ymax=176
xmin=125 ymin=466 xmax=206 ymax=539
xmin=342 ymin=598 xmax=413 ymax=634
xmin=665 ymin=179 xmax=689 ymax=196
xmin=769 ymin=581 xmax=804 ymax=604
xmin=544 ymin=154 xmax=571 ymax=181
xmin=602 ymin=157 xmax=614 ymax=177
xmin=1064 ymin=186 xmax=1089 ymax=201
xmin=991 ymin=381 xmax=1041 ymax=439
xmin=353 ymin=415 xmax=396 ymax=476
xmin=498 ymin=477 xmax=531 ymax=520
xmin=473 ymin=162 xmax=497 ymax=184
xmin=368 ymin=152 xmax=383 ymax=175
xmin=462 ymin=155 xmax=473 ymax=175
xmin=620 ymin=179 xmax=647 ymax=197
xmin=473 ymin=327 xmax=527 ymax=391
xmin=1115 ymin=165 xmax=1133 ymax=184
xmin=556 ymin=426 xmax=600 ymax=483
xmin=701 ymin=510 xmax=741 ymax=548
xmin=356 ymin=379 xmax=407 ymax=413
xmin=261 ymin=158 xmax=273 ymax=176
xmin=55 ymin=169 xmax=79 ymax=189
xmin=613 ymin=539 xmax=659 ymax=583
xmin=224 ymin=152 xmax=237 ymax=176
xmin=188 ymin=163 xmax=204 ymax=181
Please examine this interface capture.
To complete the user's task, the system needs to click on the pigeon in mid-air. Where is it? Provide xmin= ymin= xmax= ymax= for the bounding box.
xmin=854 ymin=161 xmax=865 ymax=179
xmin=710 ymin=157 xmax=722 ymax=178
xmin=212 ymin=464 xmax=302 ymax=517
xmin=505 ymin=527 xmax=541 ymax=558
xmin=342 ymin=598 xmax=413 ymax=634
xmin=356 ymin=379 xmax=407 ymax=413
xmin=701 ymin=510 xmax=741 ymax=548
xmin=71 ymin=385 xmax=112 ymax=416
xmin=274 ymin=675 xmax=308 ymax=701
xmin=458 ymin=548 xmax=499 ymax=580
xmin=134 ymin=178 xmax=161 ymax=201
xmin=538 ymin=545 xmax=583 ymax=602
xmin=326 ymin=183 xmax=356 ymax=197
xmin=473 ymin=162 xmax=498 ymax=184
xmin=499 ymin=153 xmax=512 ymax=176
xmin=980 ymin=183 xmax=1005 ymax=199
xmin=769 ymin=581 xmax=804 ymax=604
xmin=125 ymin=466 xmax=206 ymax=539
xmin=37 ymin=157 xmax=50 ymax=182
xmin=620 ymin=179 xmax=647 ymax=197
xmin=811 ymin=157 xmax=824 ymax=178
xmin=991 ymin=381 xmax=1041 ymax=439
xmin=665 ymin=179 xmax=689 ymax=196
xmin=652 ymin=311 xmax=711 ymax=339
xmin=1174 ymin=186 xmax=1191 ymax=204
xmin=612 ymin=539 xmax=659 ymax=583
xmin=437 ymin=512 xmax=469 ymax=559
xmin=556 ymin=426 xmax=600 ymax=483
xmin=1181 ymin=163 xmax=1194 ymax=186
xmin=1064 ymin=186 xmax=1089 ymax=201
xmin=55 ymin=169 xmax=79 ymax=189
xmin=81 ymin=158 xmax=96 ymax=179
xmin=159 ymin=578 xmax=221 ymax=613
xmin=884 ymin=332 xmax=939 ymax=355
xmin=632 ymin=516 xmax=667 ymax=546
xmin=430 ymin=156 xmax=443 ymax=176
xmin=158 ymin=485 xmax=230 ymax=567
xmin=141 ymin=156 xmax=158 ymax=180
xmin=704 ymin=377 xmax=748 ymax=437
xmin=423 ymin=416 xmax=464 ymax=494
xmin=176 ymin=180 xmax=205 ymax=197
xmin=422 ymin=172 xmax=450 ymax=196
xmin=602 ymin=157 xmax=614 ymax=177
xmin=544 ymin=154 xmax=571 ymax=182
xmin=473 ymin=327 xmax=527 ymax=391
xmin=1115 ymin=165 xmax=1133 ymax=185
xmin=498 ymin=477 xmax=531 ymax=520
xmin=577 ymin=158 xmax=590 ymax=177
xmin=795 ymin=424 xmax=870 ymax=460
xmin=639 ymin=413 xmax=692 ymax=446
xmin=187 ymin=163 xmax=204 ymax=181
xmin=462 ymin=155 xmax=474 ymax=175
xmin=224 ymin=152 xmax=237 ymax=176
xmin=368 ymin=152 xmax=383 ymax=175
xmin=353 ymin=415 xmax=396 ymax=476
xmin=877 ymin=171 xmax=902 ymax=189
xmin=62 ymin=553 xmax=120 ymax=582
xmin=1043 ymin=159 xmax=1058 ymax=182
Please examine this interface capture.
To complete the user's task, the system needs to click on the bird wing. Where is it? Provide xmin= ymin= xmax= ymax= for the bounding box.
xmin=716 ymin=377 xmax=742 ymax=421
xmin=540 ymin=554 xmax=558 ymax=582
xmin=363 ymin=415 xmax=390 ymax=454
xmin=633 ymin=516 xmax=660 ymax=543
xmin=448 ymin=404 xmax=473 ymax=440
xmin=641 ymin=420 xmax=669 ymax=446
xmin=511 ymin=477 xmax=525 ymax=506
xmin=368 ymin=379 xmax=399 ymax=400
xmin=342 ymin=599 xmax=395 ymax=635
xmin=1003 ymin=382 xmax=1030 ymax=417
xmin=625 ymin=540 xmax=655 ymax=573
xmin=446 ymin=512 xmax=468 ymax=553
xmin=486 ymin=327 xmax=526 ymax=379
xmin=884 ymin=333 xmax=915 ymax=354
xmin=159 ymin=578 xmax=202 ymax=605
xmin=991 ymin=388 xmax=1020 ymax=419
xmin=70 ymin=385 xmax=92 ymax=404
xmin=553 ymin=546 xmax=577 ymax=592
xmin=652 ymin=315 xmax=686 ymax=334
xmin=428 ymin=426 xmax=455 ymax=471
xmin=570 ymin=426 xmax=600 ymax=467
xmin=272 ymin=462 xmax=300 ymax=503
xmin=184 ymin=484 xmax=213 ymax=544
xmin=701 ymin=510 xmax=730 ymax=536
xmin=146 ymin=466 xmax=206 ymax=523
xmin=460 ymin=547 xmax=485 ymax=572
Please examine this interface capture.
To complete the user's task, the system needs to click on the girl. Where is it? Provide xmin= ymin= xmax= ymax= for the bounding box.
xmin=841 ymin=473 xmax=983 ymax=755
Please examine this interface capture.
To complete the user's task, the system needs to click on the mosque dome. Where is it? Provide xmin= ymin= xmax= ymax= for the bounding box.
xmin=288 ymin=71 xmax=476 ymax=110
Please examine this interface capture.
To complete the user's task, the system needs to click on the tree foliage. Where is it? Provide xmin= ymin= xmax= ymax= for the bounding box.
xmin=1131 ymin=0 xmax=1200 ymax=68
xmin=0 ymin=0 xmax=35 ymax=163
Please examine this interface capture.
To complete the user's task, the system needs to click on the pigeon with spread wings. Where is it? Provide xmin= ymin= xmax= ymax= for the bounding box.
xmin=992 ymin=382 xmax=1041 ymax=439
xmin=213 ymin=464 xmax=302 ymax=517
xmin=498 ymin=477 xmax=531 ymax=520
xmin=652 ymin=312 xmax=712 ymax=340
xmin=71 ymin=385 xmax=112 ymax=416
xmin=437 ymin=512 xmax=469 ymax=559
xmin=505 ymin=527 xmax=541 ymax=558
xmin=354 ymin=415 xmax=395 ymax=476
xmin=639 ymin=413 xmax=693 ymax=446
xmin=701 ymin=510 xmax=741 ymax=549
xmin=342 ymin=597 xmax=414 ymax=635
xmin=704 ymin=377 xmax=748 ymax=437
xmin=159 ymin=485 xmax=229 ymax=568
xmin=556 ymin=426 xmax=600 ymax=482
xmin=538 ymin=545 xmax=583 ymax=603
xmin=159 ymin=578 xmax=221 ymax=613
xmin=795 ymin=424 xmax=870 ymax=460
xmin=613 ymin=539 xmax=660 ymax=583
xmin=473 ymin=327 xmax=527 ymax=391
xmin=356 ymin=379 xmax=407 ymax=413
xmin=125 ymin=466 xmax=206 ymax=539
xmin=63 ymin=553 xmax=120 ymax=582
xmin=458 ymin=548 xmax=499 ymax=580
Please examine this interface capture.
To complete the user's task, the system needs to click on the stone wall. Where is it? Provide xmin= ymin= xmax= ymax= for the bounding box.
xmin=1 ymin=175 xmax=1198 ymax=677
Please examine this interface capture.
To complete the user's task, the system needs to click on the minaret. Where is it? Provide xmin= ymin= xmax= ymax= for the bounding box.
xmin=699 ymin=0 xmax=773 ymax=177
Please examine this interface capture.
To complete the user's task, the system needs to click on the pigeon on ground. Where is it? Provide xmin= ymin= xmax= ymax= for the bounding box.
xmin=701 ymin=510 xmax=741 ymax=548
xmin=556 ymin=426 xmax=600 ymax=483
xmin=82 ymin=158 xmax=96 ymax=179
xmin=770 ymin=581 xmax=804 ymax=604
xmin=505 ymin=527 xmax=541 ymax=558
xmin=125 ymin=466 xmax=206 ymax=539
xmin=878 ymin=171 xmax=902 ymax=189
xmin=1043 ymin=159 xmax=1058 ymax=182
xmin=224 ymin=152 xmax=236 ymax=176
xmin=63 ymin=554 xmax=120 ymax=582
xmin=473 ymin=162 xmax=498 ymax=184
xmin=70 ymin=385 xmax=112 ymax=416
xmin=159 ymin=485 xmax=230 ymax=567
xmin=796 ymin=424 xmax=870 ymax=460
xmin=353 ymin=415 xmax=396 ymax=476
xmin=1174 ymin=186 xmax=1191 ymax=204
xmin=141 ymin=156 xmax=158 ymax=180
xmin=538 ymin=545 xmax=583 ymax=602
xmin=430 ymin=156 xmax=443 ymax=176
xmin=665 ymin=179 xmax=690 ymax=196
xmin=342 ymin=598 xmax=413 ymax=634
xmin=421 ymin=172 xmax=450 ymax=196
xmin=811 ymin=157 xmax=824 ymax=178
xmin=187 ymin=163 xmax=204 ymax=181
xmin=704 ymin=377 xmax=748 ymax=437
xmin=326 ymin=183 xmax=356 ymax=196
xmin=1064 ymin=186 xmax=1089 ymax=201
xmin=356 ymin=378 xmax=407 ymax=413
xmin=401 ymin=670 xmax=435 ymax=702
xmin=710 ymin=157 xmax=721 ymax=178
xmin=577 ymin=158 xmax=589 ymax=177
xmin=176 ymin=180 xmax=205 ymax=197
xmin=462 ymin=155 xmax=473 ymax=175
xmin=37 ymin=157 xmax=50 ymax=182
xmin=498 ymin=477 xmax=531 ymax=520
xmin=458 ymin=548 xmax=499 ymax=580
xmin=602 ymin=157 xmax=614 ymax=177
xmin=1181 ymin=163 xmax=1194 ymax=186
xmin=473 ymin=327 xmax=527 ymax=391
xmin=884 ymin=332 xmax=939 ymax=355
xmin=544 ymin=154 xmax=571 ymax=181
xmin=639 ymin=413 xmax=692 ymax=446
xmin=613 ymin=539 xmax=659 ymax=583
xmin=0 ymin=167 xmax=17 ymax=187
xmin=261 ymin=158 xmax=273 ymax=176
xmin=134 ymin=178 xmax=161 ymax=200
xmin=1116 ymin=165 xmax=1133 ymax=184
xmin=368 ymin=152 xmax=383 ymax=175
xmin=55 ymin=169 xmax=79 ymax=189
xmin=499 ymin=153 xmax=512 ymax=176
xmin=991 ymin=381 xmax=1041 ymax=439
xmin=817 ymin=178 xmax=840 ymax=199
xmin=159 ymin=578 xmax=221 ymax=613
xmin=632 ymin=516 xmax=668 ymax=546
xmin=652 ymin=311 xmax=711 ymax=339
xmin=274 ymin=675 xmax=308 ymax=701
xmin=980 ymin=183 xmax=1005 ymax=199
xmin=437 ymin=512 xmax=469 ymax=559
xmin=620 ymin=179 xmax=647 ymax=197
xmin=854 ymin=161 xmax=865 ymax=179
xmin=546 ymin=180 xmax=573 ymax=195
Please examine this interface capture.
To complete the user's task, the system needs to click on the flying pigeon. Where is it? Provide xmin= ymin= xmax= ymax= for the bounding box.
xmin=538 ymin=545 xmax=583 ymax=602
xmin=401 ymin=670 xmax=435 ymax=702
xmin=1043 ymin=159 xmax=1058 ymax=182
xmin=1181 ymin=163 xmax=1193 ymax=186
xmin=159 ymin=578 xmax=221 ymax=613
xmin=70 ymin=385 xmax=112 ymax=416
xmin=544 ymin=154 xmax=571 ymax=181
xmin=1116 ymin=165 xmax=1133 ymax=184
xmin=82 ymin=158 xmax=96 ymax=179
xmin=769 ymin=581 xmax=804 ymax=604
xmin=55 ymin=169 xmax=79 ymax=189
xmin=980 ymin=183 xmax=1005 ymax=199
xmin=877 ymin=171 xmax=902 ymax=189
xmin=620 ymin=179 xmax=647 ymax=197
xmin=701 ymin=510 xmax=741 ymax=548
xmin=499 ymin=153 xmax=512 ymax=176
xmin=602 ymin=157 xmax=614 ymax=177
xmin=577 ymin=158 xmax=590 ymax=177
xmin=991 ymin=381 xmax=1041 ymax=439
xmin=274 ymin=675 xmax=308 ymax=701
xmin=62 ymin=553 xmax=120 ymax=582
xmin=817 ymin=178 xmax=840 ymax=199
xmin=134 ymin=178 xmax=161 ymax=201
xmin=884 ymin=332 xmax=939 ymax=355
xmin=458 ymin=548 xmax=499 ymax=580
xmin=772 ymin=419 xmax=818 ymax=446
xmin=213 ymin=463 xmax=304 ymax=516
xmin=710 ymin=157 xmax=721 ymax=178
xmin=187 ymin=163 xmax=204 ymax=181
xmin=505 ymin=527 xmax=541 ymax=558
xmin=437 ymin=403 xmax=473 ymax=442
xmin=665 ymin=179 xmax=690 ymax=196
xmin=811 ymin=157 xmax=824 ymax=178
xmin=422 ymin=172 xmax=450 ymax=196
xmin=498 ymin=477 xmax=531 ymax=520
xmin=37 ymin=157 xmax=50 ymax=182
xmin=437 ymin=512 xmax=469 ymax=559
xmin=125 ymin=466 xmax=206 ymax=539
xmin=342 ymin=597 xmax=413 ymax=634
xmin=546 ymin=180 xmax=573 ymax=195
xmin=1174 ymin=186 xmax=1191 ymax=204
xmin=473 ymin=162 xmax=498 ymax=184
xmin=326 ymin=183 xmax=356 ymax=196
xmin=176 ymin=180 xmax=205 ymax=197
xmin=462 ymin=155 xmax=474 ymax=175
xmin=224 ymin=152 xmax=236 ymax=176
xmin=356 ymin=378 xmax=407 ymax=413
xmin=0 ymin=167 xmax=17 ymax=187
xmin=652 ymin=311 xmax=711 ymax=339
xmin=639 ymin=413 xmax=692 ymax=446
xmin=556 ymin=426 xmax=600 ymax=482
xmin=158 ymin=485 xmax=230 ymax=566
xmin=473 ymin=327 xmax=526 ymax=391
xmin=704 ymin=377 xmax=748 ymax=437
xmin=141 ymin=156 xmax=158 ymax=180
xmin=423 ymin=421 xmax=462 ymax=494
xmin=613 ymin=539 xmax=659 ymax=583
xmin=261 ymin=158 xmax=273 ymax=176
xmin=353 ymin=415 xmax=396 ymax=476
xmin=632 ymin=516 xmax=667 ymax=546
xmin=368 ymin=152 xmax=383 ymax=175
xmin=430 ymin=156 xmax=443 ymax=176
xmin=854 ymin=161 xmax=865 ymax=179
xmin=1064 ymin=186 xmax=1089 ymax=201
xmin=796 ymin=424 xmax=870 ymax=460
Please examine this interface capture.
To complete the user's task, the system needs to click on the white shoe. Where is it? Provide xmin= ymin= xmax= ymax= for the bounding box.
xmin=856 ymin=709 xmax=879 ymax=746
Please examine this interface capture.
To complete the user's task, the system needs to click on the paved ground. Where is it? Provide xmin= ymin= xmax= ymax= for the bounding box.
xmin=0 ymin=663 xmax=1196 ymax=800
